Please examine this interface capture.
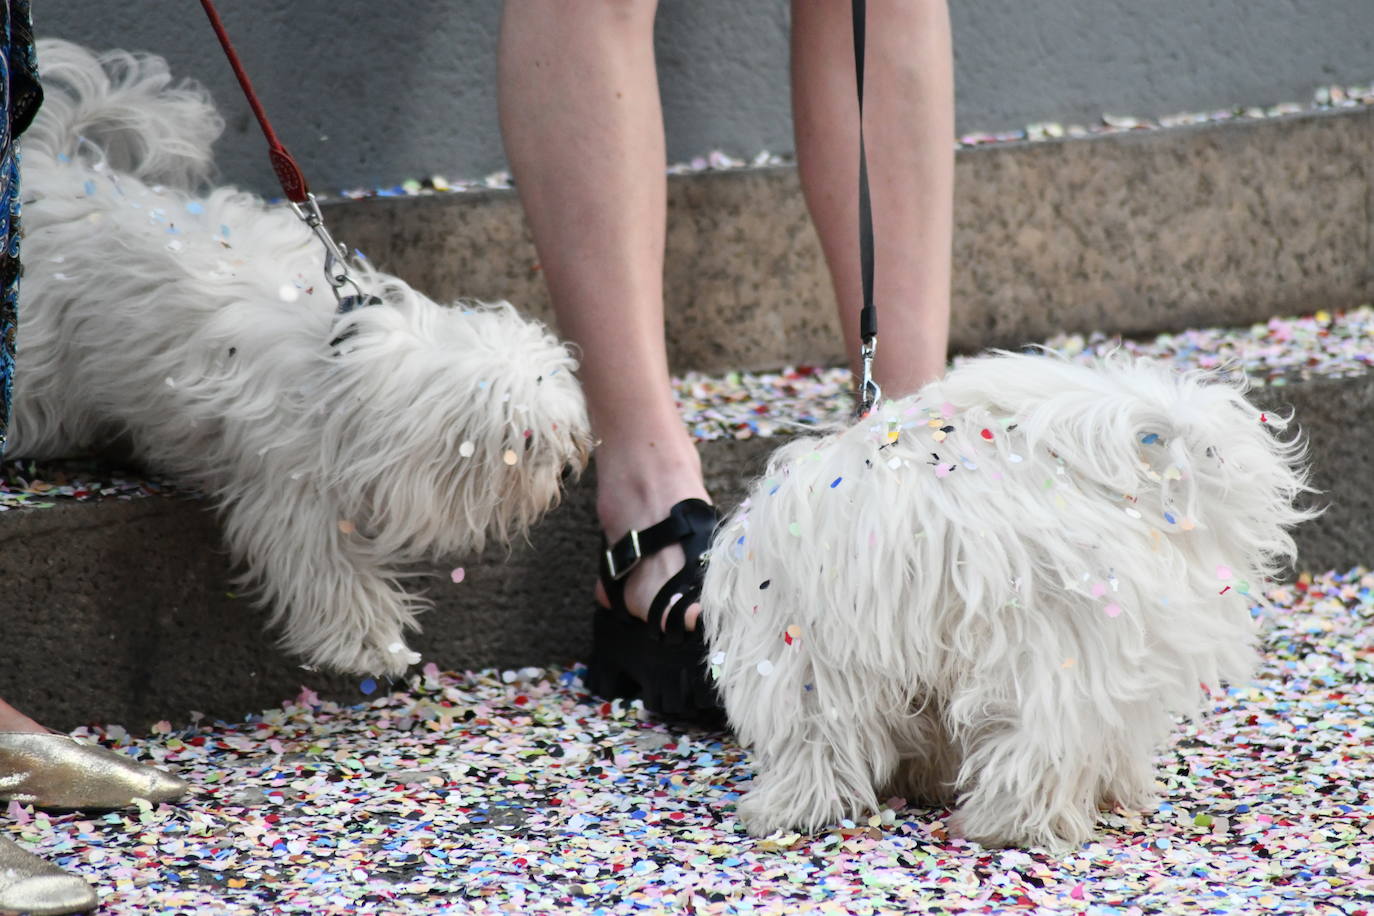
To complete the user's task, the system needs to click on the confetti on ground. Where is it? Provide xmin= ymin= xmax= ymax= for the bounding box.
xmin=322 ymin=82 xmax=1374 ymax=202
xmin=4 ymin=569 xmax=1371 ymax=913
xmin=5 ymin=306 xmax=1371 ymax=508
xmin=1044 ymin=306 xmax=1374 ymax=386
xmin=672 ymin=305 xmax=1374 ymax=441
xmin=0 ymin=458 xmax=183 ymax=511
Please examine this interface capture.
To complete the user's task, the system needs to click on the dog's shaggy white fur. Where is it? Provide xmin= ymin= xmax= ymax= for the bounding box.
xmin=702 ymin=352 xmax=1313 ymax=849
xmin=9 ymin=41 xmax=591 ymax=676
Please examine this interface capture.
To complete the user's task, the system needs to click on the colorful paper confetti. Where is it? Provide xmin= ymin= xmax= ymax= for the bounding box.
xmin=2 ymin=568 xmax=1369 ymax=913
xmin=6 ymin=306 xmax=1369 ymax=512
xmin=671 ymin=306 xmax=1373 ymax=443
xmin=0 ymin=459 xmax=183 ymax=510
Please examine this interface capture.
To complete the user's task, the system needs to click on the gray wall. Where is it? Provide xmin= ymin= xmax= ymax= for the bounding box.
xmin=39 ymin=1 xmax=1374 ymax=197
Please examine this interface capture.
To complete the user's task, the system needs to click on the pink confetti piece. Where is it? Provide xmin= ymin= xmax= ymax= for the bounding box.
xmin=6 ymin=800 xmax=30 ymax=825
xmin=450 ymin=567 xmax=466 ymax=583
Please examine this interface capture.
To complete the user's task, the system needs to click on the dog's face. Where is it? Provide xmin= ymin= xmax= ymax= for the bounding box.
xmin=310 ymin=278 xmax=590 ymax=560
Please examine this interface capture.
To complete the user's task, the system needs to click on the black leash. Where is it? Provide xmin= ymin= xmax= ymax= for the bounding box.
xmin=852 ymin=0 xmax=880 ymax=416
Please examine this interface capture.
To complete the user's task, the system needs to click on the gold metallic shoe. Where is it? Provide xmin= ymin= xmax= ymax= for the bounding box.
xmin=0 ymin=836 xmax=97 ymax=916
xmin=0 ymin=733 xmax=189 ymax=810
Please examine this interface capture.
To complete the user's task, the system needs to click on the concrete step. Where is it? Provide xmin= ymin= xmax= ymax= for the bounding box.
xmin=2 ymin=310 xmax=1370 ymax=731
xmin=321 ymin=107 xmax=1373 ymax=375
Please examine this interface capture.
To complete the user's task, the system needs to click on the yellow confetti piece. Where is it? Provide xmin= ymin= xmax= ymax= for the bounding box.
xmin=503 ymin=449 xmax=519 ymax=465
xmin=756 ymin=832 xmax=803 ymax=851
xmin=1061 ymin=657 xmax=1076 ymax=668
xmin=337 ymin=520 xmax=356 ymax=534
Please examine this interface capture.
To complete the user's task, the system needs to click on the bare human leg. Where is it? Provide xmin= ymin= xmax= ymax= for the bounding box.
xmin=791 ymin=0 xmax=954 ymax=398
xmin=498 ymin=0 xmax=706 ymax=629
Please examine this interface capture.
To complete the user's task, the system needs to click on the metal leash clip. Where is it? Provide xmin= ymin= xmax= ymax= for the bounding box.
xmin=288 ymin=192 xmax=379 ymax=315
xmin=857 ymin=335 xmax=882 ymax=418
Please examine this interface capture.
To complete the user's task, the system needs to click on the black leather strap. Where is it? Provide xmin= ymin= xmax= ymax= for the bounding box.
xmin=853 ymin=0 xmax=877 ymax=345
xmin=599 ymin=498 xmax=717 ymax=642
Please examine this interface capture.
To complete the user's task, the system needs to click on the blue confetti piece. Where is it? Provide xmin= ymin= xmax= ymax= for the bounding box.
xmin=219 ymin=224 xmax=231 ymax=238
xmin=830 ymin=477 xmax=842 ymax=488
xmin=186 ymin=201 xmax=205 ymax=215
xmin=360 ymin=677 xmax=377 ymax=695
xmin=1164 ymin=512 xmax=1177 ymax=524
xmin=1141 ymin=433 xmax=1159 ymax=444
xmin=83 ymin=180 xmax=96 ymax=196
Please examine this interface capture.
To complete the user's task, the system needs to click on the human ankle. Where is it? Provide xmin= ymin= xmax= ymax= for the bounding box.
xmin=0 ymin=700 xmax=46 ymax=734
xmin=594 ymin=445 xmax=708 ymax=538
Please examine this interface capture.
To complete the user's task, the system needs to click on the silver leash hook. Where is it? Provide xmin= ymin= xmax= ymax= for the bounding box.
xmin=857 ymin=336 xmax=881 ymax=418
xmin=289 ymin=192 xmax=369 ymax=311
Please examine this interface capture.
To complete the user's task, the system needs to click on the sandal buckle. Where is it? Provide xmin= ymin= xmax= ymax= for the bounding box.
xmin=605 ymin=529 xmax=642 ymax=581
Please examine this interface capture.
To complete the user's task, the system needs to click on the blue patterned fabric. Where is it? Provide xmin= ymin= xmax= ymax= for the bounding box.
xmin=0 ymin=0 xmax=40 ymax=458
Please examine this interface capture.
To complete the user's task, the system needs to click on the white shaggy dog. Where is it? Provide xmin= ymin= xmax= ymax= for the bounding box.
xmin=702 ymin=352 xmax=1312 ymax=848
xmin=9 ymin=41 xmax=590 ymax=676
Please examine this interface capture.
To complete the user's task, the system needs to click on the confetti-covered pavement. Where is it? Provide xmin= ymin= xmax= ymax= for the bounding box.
xmin=3 ymin=569 xmax=1370 ymax=914
xmin=673 ymin=306 xmax=1374 ymax=442
xmin=4 ymin=305 xmax=1372 ymax=510
xmin=0 ymin=458 xmax=182 ymax=511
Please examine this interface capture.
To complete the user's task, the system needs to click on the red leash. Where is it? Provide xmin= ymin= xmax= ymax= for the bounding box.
xmin=197 ymin=0 xmax=374 ymax=312
xmin=197 ymin=0 xmax=309 ymax=204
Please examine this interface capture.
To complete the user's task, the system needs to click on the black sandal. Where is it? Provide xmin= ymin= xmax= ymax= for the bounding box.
xmin=584 ymin=497 xmax=725 ymax=726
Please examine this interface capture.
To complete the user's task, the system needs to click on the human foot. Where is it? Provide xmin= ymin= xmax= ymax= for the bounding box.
xmin=0 ymin=699 xmax=47 ymax=734
xmin=0 ymin=837 xmax=98 ymax=916
xmin=592 ymin=449 xmax=710 ymax=631
xmin=587 ymin=495 xmax=722 ymax=721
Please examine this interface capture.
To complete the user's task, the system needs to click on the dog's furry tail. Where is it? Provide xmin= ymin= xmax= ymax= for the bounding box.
xmin=947 ymin=351 xmax=1319 ymax=582
xmin=28 ymin=39 xmax=222 ymax=189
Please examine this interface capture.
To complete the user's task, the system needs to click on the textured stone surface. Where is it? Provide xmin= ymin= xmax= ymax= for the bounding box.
xmin=1 ymin=372 xmax=1367 ymax=731
xmin=0 ymin=438 xmax=777 ymax=732
xmin=324 ymin=108 xmax=1374 ymax=375
xmin=41 ymin=0 xmax=1374 ymax=197
xmin=1254 ymin=378 xmax=1374 ymax=573
xmin=959 ymin=110 xmax=1374 ymax=355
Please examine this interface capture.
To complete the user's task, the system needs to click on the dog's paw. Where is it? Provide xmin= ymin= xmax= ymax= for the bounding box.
xmin=737 ymin=790 xmax=796 ymax=838
xmin=325 ymin=636 xmax=421 ymax=679
xmin=948 ymin=805 xmax=1081 ymax=852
